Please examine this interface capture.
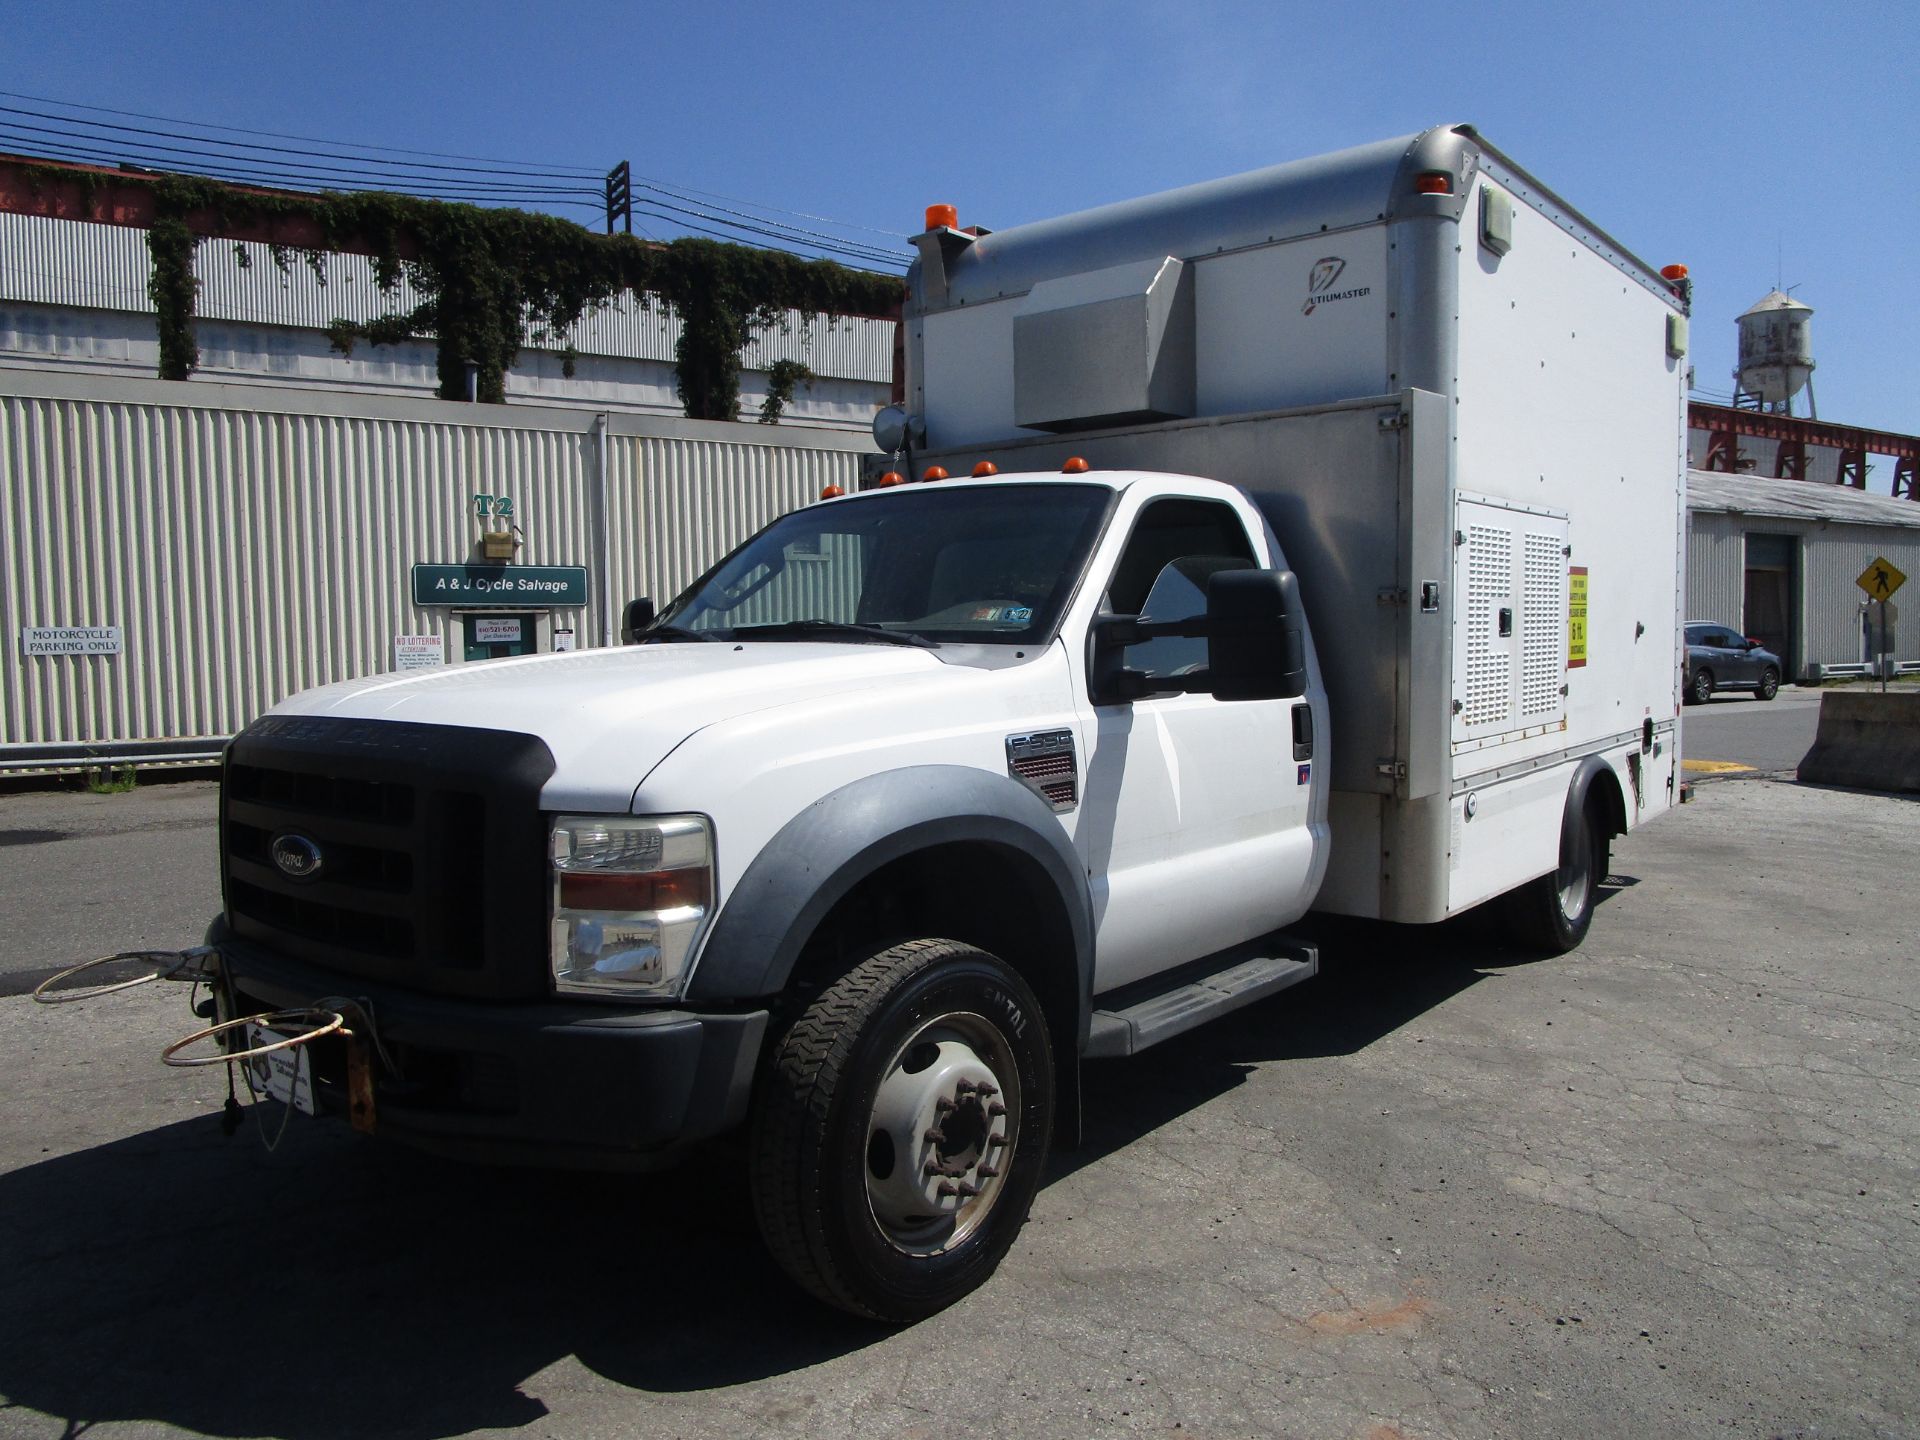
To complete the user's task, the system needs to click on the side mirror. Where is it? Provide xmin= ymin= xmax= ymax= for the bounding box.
xmin=1207 ymin=569 xmax=1307 ymax=701
xmin=621 ymin=597 xmax=656 ymax=644
xmin=1087 ymin=568 xmax=1307 ymax=705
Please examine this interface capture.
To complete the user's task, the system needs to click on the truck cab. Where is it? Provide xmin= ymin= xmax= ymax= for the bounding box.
xmin=217 ymin=466 xmax=1326 ymax=1321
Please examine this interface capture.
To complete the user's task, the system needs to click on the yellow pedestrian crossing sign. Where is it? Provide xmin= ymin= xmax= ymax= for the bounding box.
xmin=1856 ymin=557 xmax=1907 ymax=600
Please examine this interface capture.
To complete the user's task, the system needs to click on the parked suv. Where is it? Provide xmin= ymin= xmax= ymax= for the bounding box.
xmin=1684 ymin=622 xmax=1782 ymax=704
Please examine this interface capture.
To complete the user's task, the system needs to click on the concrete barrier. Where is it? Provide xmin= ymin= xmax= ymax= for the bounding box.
xmin=1797 ymin=691 xmax=1920 ymax=792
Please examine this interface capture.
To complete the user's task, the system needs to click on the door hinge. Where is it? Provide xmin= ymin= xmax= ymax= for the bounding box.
xmin=1375 ymin=759 xmax=1409 ymax=778
xmin=1377 ymin=412 xmax=1408 ymax=432
xmin=1376 ymin=587 xmax=1409 ymax=606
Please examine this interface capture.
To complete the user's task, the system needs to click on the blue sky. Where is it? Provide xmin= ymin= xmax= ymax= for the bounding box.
xmin=5 ymin=0 xmax=1916 ymax=478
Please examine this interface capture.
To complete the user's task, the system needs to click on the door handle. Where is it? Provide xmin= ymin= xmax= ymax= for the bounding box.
xmin=1291 ymin=703 xmax=1313 ymax=761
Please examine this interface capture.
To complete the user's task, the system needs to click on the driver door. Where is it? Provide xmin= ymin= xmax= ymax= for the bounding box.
xmin=1073 ymin=496 xmax=1318 ymax=993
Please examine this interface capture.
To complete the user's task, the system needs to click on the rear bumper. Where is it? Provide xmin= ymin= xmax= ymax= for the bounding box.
xmin=210 ymin=919 xmax=767 ymax=1170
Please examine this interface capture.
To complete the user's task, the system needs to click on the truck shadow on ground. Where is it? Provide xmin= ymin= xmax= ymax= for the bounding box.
xmin=0 ymin=887 xmax=1626 ymax=1436
xmin=1064 ymin=891 xmax=1625 ymax=1176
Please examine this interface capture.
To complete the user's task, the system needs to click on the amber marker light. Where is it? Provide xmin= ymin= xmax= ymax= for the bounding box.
xmin=819 ymin=484 xmax=845 ymax=500
xmin=972 ymin=461 xmax=999 ymax=477
xmin=924 ymin=204 xmax=959 ymax=231
xmin=1660 ymin=264 xmax=1690 ymax=281
xmin=922 ymin=466 xmax=949 ymax=482
xmin=1415 ymin=172 xmax=1453 ymax=195
xmin=1062 ymin=457 xmax=1090 ymax=473
xmin=877 ymin=471 xmax=904 ymax=487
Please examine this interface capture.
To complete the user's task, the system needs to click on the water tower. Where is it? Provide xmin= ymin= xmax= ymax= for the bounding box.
xmin=1733 ymin=290 xmax=1816 ymax=416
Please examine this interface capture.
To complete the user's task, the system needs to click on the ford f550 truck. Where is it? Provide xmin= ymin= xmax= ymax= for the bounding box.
xmin=201 ymin=125 xmax=1687 ymax=1321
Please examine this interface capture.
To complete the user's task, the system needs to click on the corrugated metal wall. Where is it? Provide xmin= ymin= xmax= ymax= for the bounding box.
xmin=1687 ymin=510 xmax=1920 ymax=671
xmin=1 ymin=369 xmax=871 ymax=763
xmin=0 ymin=211 xmax=896 ymax=382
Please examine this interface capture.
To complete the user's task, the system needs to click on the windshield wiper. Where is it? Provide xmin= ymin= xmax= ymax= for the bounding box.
xmin=641 ymin=624 xmax=718 ymax=643
xmin=732 ymin=620 xmax=938 ymax=649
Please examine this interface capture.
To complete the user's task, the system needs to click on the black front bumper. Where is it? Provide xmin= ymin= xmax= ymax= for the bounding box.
xmin=211 ymin=921 xmax=768 ymax=1170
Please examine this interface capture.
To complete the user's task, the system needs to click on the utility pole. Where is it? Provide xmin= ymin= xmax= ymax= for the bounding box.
xmin=604 ymin=161 xmax=632 ymax=236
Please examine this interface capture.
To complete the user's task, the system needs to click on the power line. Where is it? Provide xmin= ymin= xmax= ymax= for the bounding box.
xmin=0 ymin=87 xmax=605 ymax=176
xmin=0 ymin=92 xmax=909 ymax=271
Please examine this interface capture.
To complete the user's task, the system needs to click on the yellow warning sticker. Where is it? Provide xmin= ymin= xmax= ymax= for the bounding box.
xmin=1568 ymin=567 xmax=1589 ymax=669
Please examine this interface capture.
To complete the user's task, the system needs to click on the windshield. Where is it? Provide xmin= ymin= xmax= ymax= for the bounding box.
xmin=653 ymin=482 xmax=1113 ymax=645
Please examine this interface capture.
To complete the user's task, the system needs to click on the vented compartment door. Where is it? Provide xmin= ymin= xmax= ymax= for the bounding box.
xmin=1451 ymin=495 xmax=1569 ymax=750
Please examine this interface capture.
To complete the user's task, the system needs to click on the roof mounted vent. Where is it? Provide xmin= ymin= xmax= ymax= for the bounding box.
xmin=1013 ymin=256 xmax=1195 ymax=433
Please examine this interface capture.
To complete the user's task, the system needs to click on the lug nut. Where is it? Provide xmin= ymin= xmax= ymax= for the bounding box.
xmin=988 ymin=1102 xmax=1007 ymax=1117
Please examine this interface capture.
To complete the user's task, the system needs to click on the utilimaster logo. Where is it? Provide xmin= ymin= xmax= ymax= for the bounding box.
xmin=1302 ymin=256 xmax=1371 ymax=316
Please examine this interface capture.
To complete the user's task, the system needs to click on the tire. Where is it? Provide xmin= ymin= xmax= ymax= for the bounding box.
xmin=1687 ymin=667 xmax=1713 ymax=706
xmin=1755 ymin=666 xmax=1779 ymax=701
xmin=750 ymin=938 xmax=1054 ymax=1322
xmin=1505 ymin=801 xmax=1610 ymax=954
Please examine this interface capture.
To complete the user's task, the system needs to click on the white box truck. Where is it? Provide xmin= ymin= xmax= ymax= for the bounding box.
xmin=189 ymin=124 xmax=1686 ymax=1320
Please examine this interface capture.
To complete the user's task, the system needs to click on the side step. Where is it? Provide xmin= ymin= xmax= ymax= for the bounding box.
xmin=1083 ymin=935 xmax=1319 ymax=1059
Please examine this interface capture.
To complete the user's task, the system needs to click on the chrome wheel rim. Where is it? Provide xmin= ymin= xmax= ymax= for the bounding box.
xmin=864 ymin=1011 xmax=1019 ymax=1256
xmin=1556 ymin=818 xmax=1594 ymax=921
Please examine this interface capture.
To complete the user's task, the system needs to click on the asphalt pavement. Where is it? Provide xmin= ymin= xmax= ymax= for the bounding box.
xmin=0 ymin=762 xmax=1915 ymax=1438
xmin=1679 ymin=682 xmax=1826 ymax=779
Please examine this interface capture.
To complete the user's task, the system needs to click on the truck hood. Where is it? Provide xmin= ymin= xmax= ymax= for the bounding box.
xmin=266 ymin=642 xmax=957 ymax=811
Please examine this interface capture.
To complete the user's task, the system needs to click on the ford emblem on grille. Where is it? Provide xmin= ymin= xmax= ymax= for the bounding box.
xmin=270 ymin=832 xmax=325 ymax=882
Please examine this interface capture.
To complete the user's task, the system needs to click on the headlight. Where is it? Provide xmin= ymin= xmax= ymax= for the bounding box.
xmin=550 ymin=814 xmax=714 ymax=999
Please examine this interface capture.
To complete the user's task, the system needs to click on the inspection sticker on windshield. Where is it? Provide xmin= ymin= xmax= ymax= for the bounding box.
xmin=245 ymin=1023 xmax=316 ymax=1114
xmin=1006 ymin=606 xmax=1033 ymax=623
xmin=970 ymin=606 xmax=1001 ymax=621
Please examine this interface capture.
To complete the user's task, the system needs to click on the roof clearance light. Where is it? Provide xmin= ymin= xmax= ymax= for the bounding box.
xmin=1062 ymin=457 xmax=1090 ymax=473
xmin=819 ymin=484 xmax=845 ymax=500
xmin=925 ymin=204 xmax=959 ymax=231
xmin=922 ymin=466 xmax=949 ymax=482
xmin=1415 ymin=172 xmax=1453 ymax=195
xmin=1660 ymin=263 xmax=1690 ymax=281
xmin=972 ymin=461 xmax=999 ymax=477
xmin=877 ymin=471 xmax=904 ymax=487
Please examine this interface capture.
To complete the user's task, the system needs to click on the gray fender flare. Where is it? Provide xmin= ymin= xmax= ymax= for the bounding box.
xmin=686 ymin=764 xmax=1095 ymax=1035
xmin=1560 ymin=754 xmax=1625 ymax=865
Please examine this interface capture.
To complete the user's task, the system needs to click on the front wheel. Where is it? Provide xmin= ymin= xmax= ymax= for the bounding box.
xmin=1755 ymin=666 xmax=1780 ymax=701
xmin=750 ymin=938 xmax=1054 ymax=1322
xmin=1504 ymin=801 xmax=1610 ymax=954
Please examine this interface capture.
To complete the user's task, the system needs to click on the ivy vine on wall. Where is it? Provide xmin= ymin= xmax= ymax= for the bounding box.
xmin=127 ymin=175 xmax=898 ymax=420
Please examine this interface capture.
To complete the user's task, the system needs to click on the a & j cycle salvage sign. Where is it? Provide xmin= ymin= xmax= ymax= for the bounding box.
xmin=412 ymin=564 xmax=588 ymax=608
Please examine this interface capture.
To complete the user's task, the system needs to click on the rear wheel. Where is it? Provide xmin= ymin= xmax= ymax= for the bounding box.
xmin=750 ymin=938 xmax=1053 ymax=1322
xmin=1755 ymin=666 xmax=1780 ymax=701
xmin=1505 ymin=800 xmax=1610 ymax=954
xmin=1686 ymin=668 xmax=1714 ymax=705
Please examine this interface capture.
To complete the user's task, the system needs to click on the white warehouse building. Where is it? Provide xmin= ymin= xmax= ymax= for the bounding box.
xmin=1686 ymin=468 xmax=1920 ymax=680
xmin=0 ymin=210 xmax=900 ymax=427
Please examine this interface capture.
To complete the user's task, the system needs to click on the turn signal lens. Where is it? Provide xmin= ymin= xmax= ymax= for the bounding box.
xmin=922 ymin=465 xmax=949 ymax=481
xmin=877 ymin=471 xmax=904 ymax=487
xmin=925 ymin=204 xmax=959 ymax=231
xmin=559 ymin=869 xmax=710 ymax=913
xmin=1062 ymin=457 xmax=1090 ymax=473
xmin=972 ymin=461 xmax=999 ymax=477
xmin=1415 ymin=172 xmax=1453 ymax=195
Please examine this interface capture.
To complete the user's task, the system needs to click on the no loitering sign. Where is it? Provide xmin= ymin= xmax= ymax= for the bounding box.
xmin=21 ymin=625 xmax=122 ymax=657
